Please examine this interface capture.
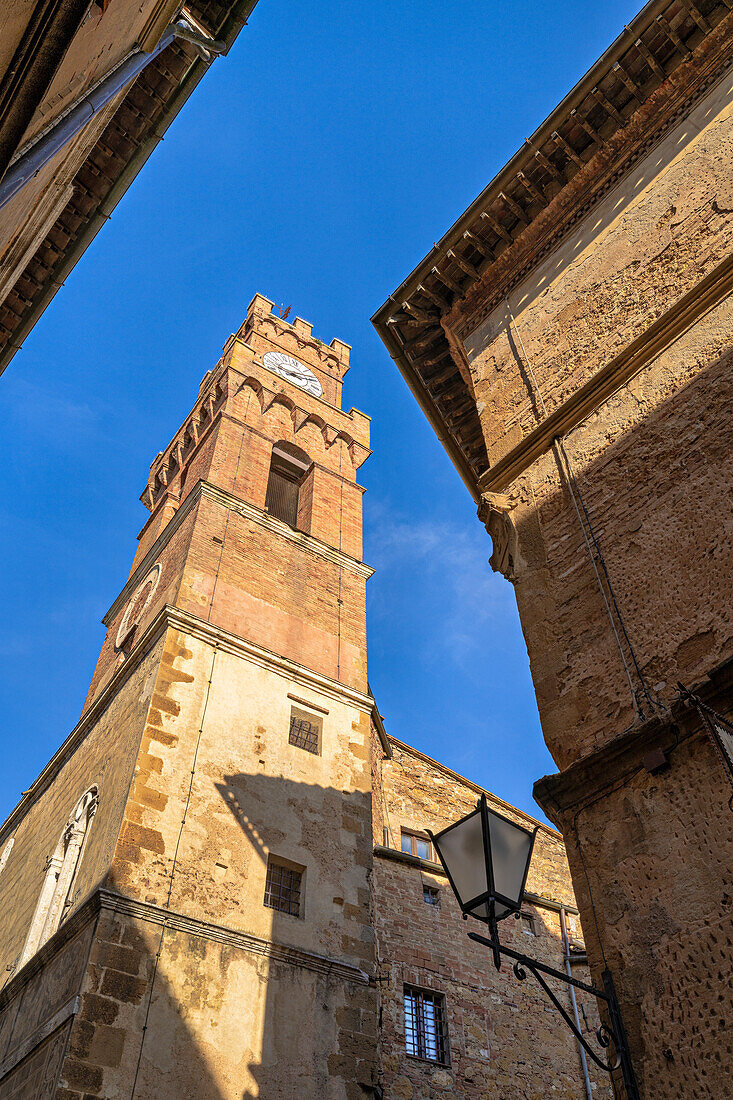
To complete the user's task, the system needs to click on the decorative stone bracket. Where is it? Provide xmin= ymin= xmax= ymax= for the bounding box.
xmin=478 ymin=492 xmax=521 ymax=582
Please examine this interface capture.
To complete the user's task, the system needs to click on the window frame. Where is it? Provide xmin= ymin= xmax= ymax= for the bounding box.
xmin=422 ymin=884 xmax=440 ymax=907
xmin=401 ymin=828 xmax=433 ymax=862
xmin=403 ymin=984 xmax=450 ymax=1066
xmin=518 ymin=910 xmax=537 ymax=936
xmin=263 ymin=855 xmax=305 ymax=919
xmin=264 ymin=442 xmax=313 ymax=531
xmin=288 ymin=706 xmax=322 ymax=756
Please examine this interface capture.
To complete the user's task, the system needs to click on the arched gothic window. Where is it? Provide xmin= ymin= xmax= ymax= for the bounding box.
xmin=19 ymin=786 xmax=98 ymax=968
xmin=265 ymin=442 xmax=313 ymax=531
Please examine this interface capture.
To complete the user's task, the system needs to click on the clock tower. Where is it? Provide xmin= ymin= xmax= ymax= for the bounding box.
xmin=0 ymin=294 xmax=379 ymax=1099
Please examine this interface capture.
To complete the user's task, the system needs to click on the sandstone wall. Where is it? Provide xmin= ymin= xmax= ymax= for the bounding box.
xmin=374 ymin=740 xmax=611 ymax=1099
xmin=457 ymin=71 xmax=733 ymax=765
xmin=0 ymin=639 xmax=162 ymax=974
xmin=54 ymin=906 xmax=376 ymax=1100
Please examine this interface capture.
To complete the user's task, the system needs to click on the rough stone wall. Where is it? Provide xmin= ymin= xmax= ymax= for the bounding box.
xmin=374 ymin=740 xmax=612 ymax=1098
xmin=461 ymin=70 xmax=733 ymax=469
xmin=455 ymin=73 xmax=733 ymax=765
xmin=52 ymin=906 xmax=376 ymax=1100
xmin=514 ymin=301 xmax=733 ymax=766
xmin=0 ymin=639 xmax=162 ymax=974
xmin=108 ymin=627 xmax=376 ymax=966
xmin=433 ymin=60 xmax=733 ymax=1100
xmin=0 ymin=915 xmax=95 ymax=1099
xmin=550 ymin=728 xmax=733 ymax=1100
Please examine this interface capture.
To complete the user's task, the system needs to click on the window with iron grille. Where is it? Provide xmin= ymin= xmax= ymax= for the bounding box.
xmin=401 ymin=829 xmax=433 ymax=862
xmin=264 ymin=857 xmax=303 ymax=917
xmin=404 ymin=985 xmax=449 ymax=1065
xmin=423 ymin=885 xmax=440 ymax=906
xmin=289 ymin=707 xmax=321 ymax=755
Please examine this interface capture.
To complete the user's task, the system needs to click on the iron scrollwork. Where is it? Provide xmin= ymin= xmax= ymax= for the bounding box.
xmin=468 ymin=930 xmax=640 ymax=1100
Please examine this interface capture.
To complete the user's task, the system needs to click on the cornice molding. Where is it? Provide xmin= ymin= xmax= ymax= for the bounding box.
xmin=98 ymin=889 xmax=371 ymax=985
xmin=162 ymin=604 xmax=374 ymax=712
xmin=372 ymin=845 xmax=579 ymax=916
xmin=0 ymin=885 xmax=369 ymax=1021
xmin=478 ymin=249 xmax=733 ymax=492
xmin=104 ymin=478 xmax=373 ymax=627
xmin=534 ymin=656 xmax=733 ymax=820
xmin=0 ymin=603 xmax=373 ymax=845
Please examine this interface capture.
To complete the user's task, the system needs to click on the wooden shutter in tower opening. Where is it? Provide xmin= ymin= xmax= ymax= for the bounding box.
xmin=265 ymin=443 xmax=312 ymax=529
xmin=266 ymin=466 xmax=300 ymax=526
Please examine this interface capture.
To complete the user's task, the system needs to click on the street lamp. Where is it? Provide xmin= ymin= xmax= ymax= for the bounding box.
xmin=428 ymin=795 xmax=640 ymax=1100
xmin=428 ymin=793 xmax=536 ymax=968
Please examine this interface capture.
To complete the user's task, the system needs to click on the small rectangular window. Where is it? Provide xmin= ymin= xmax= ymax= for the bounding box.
xmin=289 ymin=707 xmax=321 ymax=755
xmin=519 ymin=911 xmax=536 ymax=936
xmin=264 ymin=857 xmax=303 ymax=917
xmin=423 ymin=885 xmax=440 ymax=906
xmin=401 ymin=829 xmax=433 ymax=862
xmin=404 ymin=985 xmax=449 ymax=1065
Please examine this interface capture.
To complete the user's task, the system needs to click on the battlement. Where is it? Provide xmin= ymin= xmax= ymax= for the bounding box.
xmin=245 ymin=293 xmax=351 ymax=368
xmin=230 ymin=294 xmax=351 ymax=407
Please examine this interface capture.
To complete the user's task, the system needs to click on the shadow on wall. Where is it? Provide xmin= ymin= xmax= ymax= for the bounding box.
xmin=0 ymin=765 xmax=379 ymax=1099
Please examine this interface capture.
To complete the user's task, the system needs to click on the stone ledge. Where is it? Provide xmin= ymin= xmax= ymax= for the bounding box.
xmin=478 ymin=251 xmax=733 ymax=492
xmin=534 ymin=656 xmax=733 ymax=820
xmin=104 ymin=477 xmax=373 ymax=628
xmin=98 ymin=889 xmax=371 ymax=985
xmin=372 ymin=844 xmax=579 ymax=916
xmin=0 ymin=604 xmax=373 ymax=846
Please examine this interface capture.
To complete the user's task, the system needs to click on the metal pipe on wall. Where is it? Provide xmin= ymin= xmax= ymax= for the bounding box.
xmin=560 ymin=904 xmax=594 ymax=1100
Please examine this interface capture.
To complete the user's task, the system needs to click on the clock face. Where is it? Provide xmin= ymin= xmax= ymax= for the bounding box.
xmin=262 ymin=351 xmax=323 ymax=397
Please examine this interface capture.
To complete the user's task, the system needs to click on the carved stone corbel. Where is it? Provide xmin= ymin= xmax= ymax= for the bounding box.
xmin=478 ymin=491 xmax=521 ymax=582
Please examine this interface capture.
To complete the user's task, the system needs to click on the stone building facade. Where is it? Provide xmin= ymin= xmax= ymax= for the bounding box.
xmin=0 ymin=0 xmax=259 ymax=378
xmin=373 ymin=2 xmax=733 ymax=1097
xmin=0 ymin=295 xmax=607 ymax=1097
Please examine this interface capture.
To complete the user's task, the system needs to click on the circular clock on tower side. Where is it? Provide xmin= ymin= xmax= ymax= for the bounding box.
xmin=262 ymin=351 xmax=323 ymax=398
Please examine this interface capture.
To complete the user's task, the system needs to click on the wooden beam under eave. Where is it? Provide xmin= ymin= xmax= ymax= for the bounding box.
xmin=463 ymin=229 xmax=493 ymax=260
xmin=551 ymin=129 xmax=584 ymax=168
xmin=633 ymin=36 xmax=667 ymax=81
xmin=416 ymin=282 xmax=448 ymax=311
xmin=431 ymin=265 xmax=463 ymax=296
xmin=655 ymin=14 xmax=692 ymax=60
xmin=590 ymin=85 xmax=624 ymax=125
xmin=516 ymin=170 xmax=547 ymax=207
xmin=447 ymin=248 xmax=480 ymax=281
xmin=480 ymin=211 xmax=513 ymax=244
xmin=499 ymin=190 xmax=529 ymax=226
xmin=612 ymin=60 xmax=642 ymax=101
xmin=570 ymin=107 xmax=605 ymax=146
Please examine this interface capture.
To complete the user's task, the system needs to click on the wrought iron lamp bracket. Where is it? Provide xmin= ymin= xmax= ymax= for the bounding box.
xmin=468 ymin=929 xmax=640 ymax=1100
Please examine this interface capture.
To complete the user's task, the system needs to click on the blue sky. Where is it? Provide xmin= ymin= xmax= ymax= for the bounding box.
xmin=0 ymin=0 xmax=640 ymax=826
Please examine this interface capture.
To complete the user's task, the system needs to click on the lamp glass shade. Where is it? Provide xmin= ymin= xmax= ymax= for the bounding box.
xmin=431 ymin=808 xmax=486 ymax=914
xmin=487 ymin=808 xmax=535 ymax=910
xmin=430 ymin=799 xmax=537 ymax=926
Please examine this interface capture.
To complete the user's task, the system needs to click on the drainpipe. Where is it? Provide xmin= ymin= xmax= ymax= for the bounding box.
xmin=0 ymin=19 xmax=224 ymax=214
xmin=560 ymin=904 xmax=593 ymax=1100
